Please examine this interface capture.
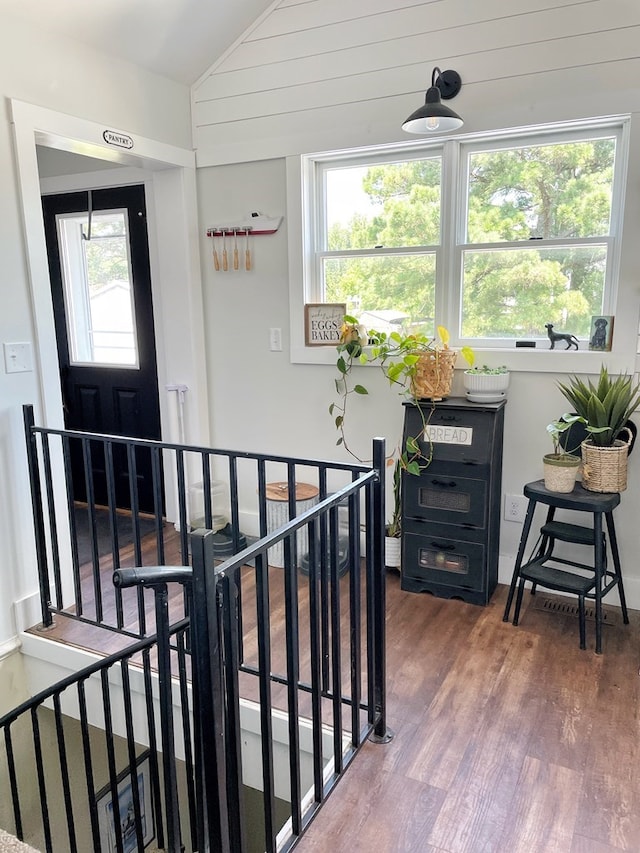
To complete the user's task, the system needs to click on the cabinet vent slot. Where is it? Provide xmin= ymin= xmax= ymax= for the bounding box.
xmin=419 ymin=488 xmax=470 ymax=512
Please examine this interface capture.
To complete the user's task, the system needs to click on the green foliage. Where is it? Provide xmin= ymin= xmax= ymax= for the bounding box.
xmin=327 ymin=140 xmax=615 ymax=337
xmin=329 ymin=318 xmax=464 ymax=535
xmin=557 ymin=367 xmax=640 ymax=447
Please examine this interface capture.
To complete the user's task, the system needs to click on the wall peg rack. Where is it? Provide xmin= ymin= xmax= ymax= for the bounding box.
xmin=206 ymin=213 xmax=283 ymax=238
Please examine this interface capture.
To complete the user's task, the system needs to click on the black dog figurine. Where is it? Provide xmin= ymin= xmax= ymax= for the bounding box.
xmin=545 ymin=323 xmax=579 ymax=350
xmin=590 ymin=317 xmax=608 ymax=350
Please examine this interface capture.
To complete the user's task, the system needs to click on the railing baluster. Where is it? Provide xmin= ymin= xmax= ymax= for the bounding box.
xmin=306 ymin=519 xmax=324 ymax=803
xmin=220 ymin=568 xmax=246 ymax=851
xmin=283 ymin=528 xmax=302 ymax=835
xmin=121 ymin=660 xmax=146 ymax=851
xmin=22 ymin=405 xmax=53 ymax=628
xmin=105 ymin=441 xmax=125 ymax=630
xmin=31 ymin=706 xmax=53 ymax=852
xmin=177 ymin=631 xmax=198 ymax=850
xmin=255 ymin=549 xmax=277 ymax=853
xmin=77 ymin=679 xmax=101 ymax=852
xmin=202 ymin=452 xmax=213 ymax=528
xmin=41 ymin=434 xmax=63 ymax=609
xmin=101 ymin=668 xmax=125 ymax=853
xmin=349 ymin=489 xmax=362 ymax=746
xmin=175 ymin=448 xmax=189 ymax=562
xmin=53 ymin=693 xmax=78 ymax=853
xmin=4 ymin=726 xmax=22 ymax=840
xmin=82 ymin=438 xmax=103 ymax=623
xmin=151 ymin=445 xmax=165 ymax=563
xmin=329 ymin=506 xmax=343 ymax=775
xmin=127 ymin=443 xmax=146 ymax=636
xmin=142 ymin=648 xmax=165 ymax=852
xmin=62 ymin=433 xmax=83 ymax=616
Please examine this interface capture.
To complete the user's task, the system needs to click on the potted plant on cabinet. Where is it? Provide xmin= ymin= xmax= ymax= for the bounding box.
xmin=557 ymin=366 xmax=640 ymax=492
xmin=329 ymin=316 xmax=473 ymax=568
xmin=463 ymin=360 xmax=510 ymax=403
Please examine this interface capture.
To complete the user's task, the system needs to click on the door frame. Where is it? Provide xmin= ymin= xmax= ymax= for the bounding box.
xmin=10 ymin=99 xmax=211 ymax=527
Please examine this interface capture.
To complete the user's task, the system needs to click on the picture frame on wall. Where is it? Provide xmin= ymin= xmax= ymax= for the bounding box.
xmin=588 ymin=315 xmax=614 ymax=351
xmin=304 ymin=303 xmax=346 ymax=346
xmin=96 ymin=751 xmax=154 ymax=853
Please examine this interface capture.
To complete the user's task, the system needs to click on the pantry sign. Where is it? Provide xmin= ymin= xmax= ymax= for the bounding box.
xmin=425 ymin=424 xmax=473 ymax=445
xmin=305 ymin=303 xmax=346 ymax=346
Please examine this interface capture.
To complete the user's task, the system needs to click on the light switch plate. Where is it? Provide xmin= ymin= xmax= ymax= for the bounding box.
xmin=4 ymin=342 xmax=33 ymax=373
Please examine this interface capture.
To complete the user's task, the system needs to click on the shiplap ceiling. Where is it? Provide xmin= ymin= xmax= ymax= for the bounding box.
xmin=0 ymin=0 xmax=276 ymax=85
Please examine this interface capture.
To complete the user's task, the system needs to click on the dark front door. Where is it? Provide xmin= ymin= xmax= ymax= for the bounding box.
xmin=42 ymin=185 xmax=162 ymax=513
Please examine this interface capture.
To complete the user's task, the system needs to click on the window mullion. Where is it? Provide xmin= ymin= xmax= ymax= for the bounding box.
xmin=438 ymin=140 xmax=460 ymax=340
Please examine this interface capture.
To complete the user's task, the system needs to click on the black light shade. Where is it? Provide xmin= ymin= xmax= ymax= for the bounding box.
xmin=402 ymin=67 xmax=463 ymax=134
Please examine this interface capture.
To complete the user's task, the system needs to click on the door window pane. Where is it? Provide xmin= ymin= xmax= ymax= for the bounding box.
xmin=57 ymin=209 xmax=138 ymax=366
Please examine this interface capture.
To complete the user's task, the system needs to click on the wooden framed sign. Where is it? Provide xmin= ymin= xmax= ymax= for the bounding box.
xmin=304 ymin=303 xmax=346 ymax=346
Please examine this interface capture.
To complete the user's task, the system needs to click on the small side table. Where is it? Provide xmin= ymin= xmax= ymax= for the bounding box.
xmin=503 ymin=479 xmax=629 ymax=653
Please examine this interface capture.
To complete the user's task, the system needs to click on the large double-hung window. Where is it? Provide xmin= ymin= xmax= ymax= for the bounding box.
xmin=306 ymin=120 xmax=626 ymax=348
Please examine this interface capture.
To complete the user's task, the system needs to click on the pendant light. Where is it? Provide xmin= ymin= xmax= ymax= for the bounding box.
xmin=402 ymin=67 xmax=463 ymax=134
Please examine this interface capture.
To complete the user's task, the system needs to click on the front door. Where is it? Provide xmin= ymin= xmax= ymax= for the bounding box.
xmin=42 ymin=185 xmax=162 ymax=513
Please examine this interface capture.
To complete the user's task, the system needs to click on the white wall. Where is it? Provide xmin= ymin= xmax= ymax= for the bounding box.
xmin=0 ymin=16 xmax=192 ymax=680
xmin=194 ymin=1 xmax=640 ymax=607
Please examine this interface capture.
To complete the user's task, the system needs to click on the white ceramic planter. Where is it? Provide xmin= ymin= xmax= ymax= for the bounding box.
xmin=463 ymin=370 xmax=510 ymax=403
xmin=385 ymin=535 xmax=401 ymax=571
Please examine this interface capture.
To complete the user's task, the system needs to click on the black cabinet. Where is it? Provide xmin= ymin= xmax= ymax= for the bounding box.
xmin=401 ymin=398 xmax=506 ymax=605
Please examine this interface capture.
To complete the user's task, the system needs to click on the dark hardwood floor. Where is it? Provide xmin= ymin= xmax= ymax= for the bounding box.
xmin=28 ymin=528 xmax=640 ymax=852
xmin=297 ymin=576 xmax=640 ymax=853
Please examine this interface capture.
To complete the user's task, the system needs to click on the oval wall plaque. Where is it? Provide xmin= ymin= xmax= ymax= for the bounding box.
xmin=103 ymin=130 xmax=134 ymax=149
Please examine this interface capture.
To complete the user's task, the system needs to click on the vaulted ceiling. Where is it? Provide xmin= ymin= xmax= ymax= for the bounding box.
xmin=0 ymin=0 xmax=276 ymax=85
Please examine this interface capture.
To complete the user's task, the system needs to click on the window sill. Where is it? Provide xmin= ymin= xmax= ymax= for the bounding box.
xmin=290 ymin=344 xmax=638 ymax=375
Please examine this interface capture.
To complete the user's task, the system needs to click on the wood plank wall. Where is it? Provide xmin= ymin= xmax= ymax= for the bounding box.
xmin=192 ymin=0 xmax=640 ymax=165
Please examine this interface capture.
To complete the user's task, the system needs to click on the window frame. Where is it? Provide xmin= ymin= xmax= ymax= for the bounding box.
xmin=287 ymin=116 xmax=631 ymax=370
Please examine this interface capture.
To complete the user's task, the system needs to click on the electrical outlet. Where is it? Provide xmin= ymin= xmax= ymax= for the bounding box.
xmin=504 ymin=494 xmax=527 ymax=523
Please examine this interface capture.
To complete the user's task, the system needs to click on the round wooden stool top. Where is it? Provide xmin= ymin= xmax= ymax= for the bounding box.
xmin=265 ymin=482 xmax=319 ymax=502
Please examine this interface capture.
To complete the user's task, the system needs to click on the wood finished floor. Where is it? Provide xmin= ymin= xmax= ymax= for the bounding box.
xmin=28 ymin=527 xmax=640 ymax=853
xmin=296 ymin=576 xmax=640 ymax=853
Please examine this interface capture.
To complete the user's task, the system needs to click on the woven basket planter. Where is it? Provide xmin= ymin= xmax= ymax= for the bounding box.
xmin=543 ymin=453 xmax=581 ymax=493
xmin=411 ymin=349 xmax=457 ymax=400
xmin=581 ymin=432 xmax=632 ymax=493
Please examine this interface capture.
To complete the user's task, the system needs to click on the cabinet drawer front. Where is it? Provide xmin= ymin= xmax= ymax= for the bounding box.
xmin=405 ymin=406 xmax=496 ymax=463
xmin=402 ymin=530 xmax=485 ymax=591
xmin=404 ymin=474 xmax=486 ymax=528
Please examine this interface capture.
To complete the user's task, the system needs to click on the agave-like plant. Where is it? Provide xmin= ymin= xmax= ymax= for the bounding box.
xmin=557 ymin=366 xmax=640 ymax=447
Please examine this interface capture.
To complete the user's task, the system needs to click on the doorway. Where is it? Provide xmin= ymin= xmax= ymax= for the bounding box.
xmin=42 ymin=185 xmax=162 ymax=513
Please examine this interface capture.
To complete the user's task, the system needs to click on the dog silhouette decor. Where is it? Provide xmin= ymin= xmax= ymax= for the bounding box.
xmin=545 ymin=323 xmax=579 ymax=350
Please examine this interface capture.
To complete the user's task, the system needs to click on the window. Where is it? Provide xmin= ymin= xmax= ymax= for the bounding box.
xmin=57 ymin=209 xmax=138 ymax=366
xmin=304 ymin=120 xmax=627 ymax=348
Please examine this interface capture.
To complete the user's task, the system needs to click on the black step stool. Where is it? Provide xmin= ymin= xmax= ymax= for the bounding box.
xmin=503 ymin=480 xmax=629 ymax=653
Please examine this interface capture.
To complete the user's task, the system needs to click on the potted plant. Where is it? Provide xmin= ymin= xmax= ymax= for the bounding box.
xmin=329 ymin=316 xmax=473 ymax=567
xmin=557 ymin=366 xmax=640 ymax=492
xmin=463 ymin=359 xmax=510 ymax=403
xmin=543 ymin=414 xmax=589 ymax=492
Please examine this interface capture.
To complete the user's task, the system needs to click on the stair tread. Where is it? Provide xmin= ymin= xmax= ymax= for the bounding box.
xmin=520 ymin=558 xmax=596 ymax=594
xmin=540 ymin=520 xmax=597 ymax=545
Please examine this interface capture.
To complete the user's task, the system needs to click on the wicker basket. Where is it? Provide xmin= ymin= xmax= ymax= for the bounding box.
xmin=581 ymin=430 xmax=632 ymax=493
xmin=411 ymin=349 xmax=458 ymax=400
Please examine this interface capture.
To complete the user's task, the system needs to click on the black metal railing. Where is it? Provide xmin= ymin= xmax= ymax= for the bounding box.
xmin=23 ymin=403 xmax=377 ymax=641
xmin=15 ymin=406 xmax=391 ymax=851
xmin=1 ymin=612 xmax=195 ymax=852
